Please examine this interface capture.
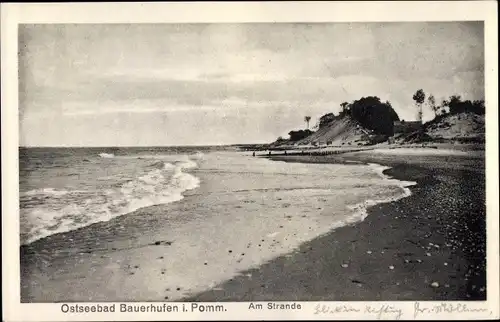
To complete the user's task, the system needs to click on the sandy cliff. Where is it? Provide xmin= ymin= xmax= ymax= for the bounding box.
xmin=425 ymin=112 xmax=485 ymax=140
xmin=297 ymin=116 xmax=370 ymax=146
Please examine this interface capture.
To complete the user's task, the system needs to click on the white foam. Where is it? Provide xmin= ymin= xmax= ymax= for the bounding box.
xmin=190 ymin=151 xmax=206 ymax=161
xmin=98 ymin=153 xmax=115 ymax=158
xmin=348 ymin=163 xmax=416 ymax=221
xmin=21 ymin=187 xmax=71 ymax=197
xmin=368 ymin=163 xmax=392 ymax=179
xmin=22 ymin=153 xmax=424 ymax=301
xmin=149 ymin=160 xmax=420 ymax=301
xmin=22 ymin=158 xmax=201 ymax=245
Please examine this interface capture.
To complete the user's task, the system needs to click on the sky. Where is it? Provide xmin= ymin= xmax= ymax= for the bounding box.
xmin=19 ymin=22 xmax=484 ymax=147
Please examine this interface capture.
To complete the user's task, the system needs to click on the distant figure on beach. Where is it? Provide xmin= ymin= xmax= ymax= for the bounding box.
xmin=284 ymin=151 xmax=287 ymax=155
xmin=269 ymin=151 xmax=271 ymax=156
xmin=252 ymin=151 xmax=255 ymax=157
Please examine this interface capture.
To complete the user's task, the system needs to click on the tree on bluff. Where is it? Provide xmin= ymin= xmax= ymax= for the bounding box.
xmin=413 ymin=89 xmax=426 ymax=122
xmin=349 ymin=96 xmax=400 ymax=136
xmin=304 ymin=116 xmax=312 ymax=129
xmin=428 ymin=94 xmax=439 ymax=117
xmin=441 ymin=95 xmax=485 ymax=115
xmin=339 ymin=102 xmax=350 ymax=117
xmin=318 ymin=112 xmax=336 ymax=128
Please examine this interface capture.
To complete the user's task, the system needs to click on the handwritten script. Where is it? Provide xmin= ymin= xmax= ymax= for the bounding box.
xmin=313 ymin=302 xmax=491 ymax=319
xmin=413 ymin=302 xmax=490 ymax=319
xmin=314 ymin=304 xmax=402 ymax=320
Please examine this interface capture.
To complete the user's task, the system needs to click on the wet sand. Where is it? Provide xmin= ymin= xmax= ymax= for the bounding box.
xmin=187 ymin=151 xmax=486 ymax=301
xmin=20 ymin=149 xmax=486 ymax=302
xmin=22 ymin=153 xmax=415 ymax=302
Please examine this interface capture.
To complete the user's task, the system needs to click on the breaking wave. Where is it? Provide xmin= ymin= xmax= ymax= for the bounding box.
xmin=344 ymin=163 xmax=417 ymax=223
xmin=98 ymin=153 xmax=115 ymax=158
xmin=20 ymin=158 xmax=201 ymax=245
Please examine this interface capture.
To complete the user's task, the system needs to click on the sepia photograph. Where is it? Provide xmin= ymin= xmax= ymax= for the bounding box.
xmin=18 ymin=20 xmax=488 ymax=302
xmin=2 ymin=1 xmax=499 ymax=321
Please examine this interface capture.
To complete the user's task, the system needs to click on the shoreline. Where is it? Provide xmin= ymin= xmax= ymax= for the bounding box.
xmin=20 ymin=149 xmax=486 ymax=302
xmin=23 ymin=152 xmax=411 ymax=302
xmin=186 ymin=151 xmax=486 ymax=301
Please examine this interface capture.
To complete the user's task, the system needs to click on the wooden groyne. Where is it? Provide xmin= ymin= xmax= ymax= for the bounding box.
xmin=257 ymin=147 xmax=376 ymax=157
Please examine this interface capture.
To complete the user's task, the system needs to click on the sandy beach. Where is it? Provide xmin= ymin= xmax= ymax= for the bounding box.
xmin=19 ymin=147 xmax=486 ymax=302
xmin=187 ymin=148 xmax=486 ymax=301
xmin=10 ymin=17 xmax=494 ymax=322
xmin=21 ymin=150 xmax=416 ymax=302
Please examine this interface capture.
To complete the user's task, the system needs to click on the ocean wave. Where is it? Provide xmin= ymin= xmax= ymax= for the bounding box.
xmin=190 ymin=151 xmax=206 ymax=161
xmin=21 ymin=188 xmax=72 ymax=197
xmin=98 ymin=153 xmax=115 ymax=158
xmin=346 ymin=163 xmax=417 ymax=223
xmin=21 ymin=158 xmax=201 ymax=245
xmin=367 ymin=163 xmax=392 ymax=179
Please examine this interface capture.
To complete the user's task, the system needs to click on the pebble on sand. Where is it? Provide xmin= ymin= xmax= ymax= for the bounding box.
xmin=341 ymin=263 xmax=349 ymax=268
xmin=431 ymin=282 xmax=440 ymax=288
xmin=426 ymin=253 xmax=432 ymax=256
xmin=444 ymin=262 xmax=448 ymax=266
xmin=366 ymin=250 xmax=372 ymax=254
xmin=389 ymin=265 xmax=395 ymax=270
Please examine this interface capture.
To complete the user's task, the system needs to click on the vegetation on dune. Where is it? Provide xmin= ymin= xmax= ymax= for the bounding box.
xmin=317 ymin=97 xmax=400 ymax=136
xmin=317 ymin=112 xmax=337 ymax=129
xmin=412 ymin=90 xmax=484 ymax=121
xmin=428 ymin=94 xmax=438 ymax=117
xmin=271 ymin=89 xmax=484 ymax=147
xmin=347 ymin=96 xmax=400 ymax=136
xmin=304 ymin=116 xmax=312 ymax=130
xmin=413 ymin=89 xmax=426 ymax=123
xmin=443 ymin=95 xmax=485 ymax=116
xmin=288 ymin=129 xmax=314 ymax=142
xmin=424 ymin=94 xmax=485 ymax=128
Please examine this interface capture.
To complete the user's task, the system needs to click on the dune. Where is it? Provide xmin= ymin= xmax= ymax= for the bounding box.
xmin=426 ymin=112 xmax=485 ymax=140
xmin=297 ymin=116 xmax=369 ymax=146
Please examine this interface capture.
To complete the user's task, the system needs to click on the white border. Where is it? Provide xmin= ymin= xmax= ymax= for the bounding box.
xmin=2 ymin=1 xmax=499 ymax=321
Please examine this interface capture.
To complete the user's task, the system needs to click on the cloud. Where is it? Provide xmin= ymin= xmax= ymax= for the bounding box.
xmin=19 ymin=22 xmax=485 ymax=146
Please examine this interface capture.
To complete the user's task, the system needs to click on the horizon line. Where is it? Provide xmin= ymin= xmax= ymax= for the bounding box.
xmin=18 ymin=143 xmax=270 ymax=148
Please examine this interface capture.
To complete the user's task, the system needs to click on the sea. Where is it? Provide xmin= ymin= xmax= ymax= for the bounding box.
xmin=20 ymin=146 xmax=210 ymax=245
xmin=20 ymin=146 xmax=417 ymax=301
